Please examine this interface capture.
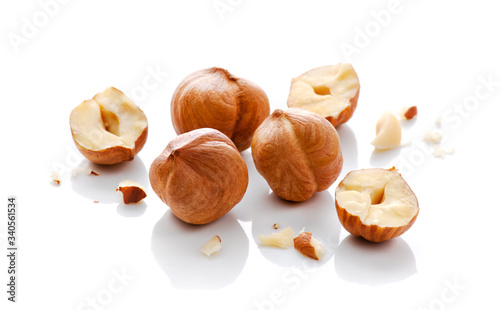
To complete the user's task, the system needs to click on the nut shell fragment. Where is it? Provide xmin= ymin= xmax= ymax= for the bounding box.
xmin=116 ymin=180 xmax=147 ymax=204
xmin=403 ymin=106 xmax=418 ymax=120
xmin=293 ymin=231 xmax=325 ymax=260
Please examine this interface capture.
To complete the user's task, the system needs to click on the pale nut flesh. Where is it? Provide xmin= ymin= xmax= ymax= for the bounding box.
xmin=70 ymin=87 xmax=148 ymax=165
xmin=258 ymin=226 xmax=295 ymax=249
xmin=251 ymin=108 xmax=343 ymax=202
xmin=171 ymin=67 xmax=270 ymax=151
xmin=371 ymin=111 xmax=402 ymax=150
xmin=149 ymin=128 xmax=249 ymax=225
xmin=287 ymin=63 xmax=360 ymax=127
xmin=335 ymin=168 xmax=419 ymax=242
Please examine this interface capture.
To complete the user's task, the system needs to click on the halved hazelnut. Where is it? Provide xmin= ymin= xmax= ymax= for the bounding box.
xmin=371 ymin=111 xmax=402 ymax=150
xmin=171 ymin=67 xmax=270 ymax=151
xmin=251 ymin=108 xmax=343 ymax=201
xmin=287 ymin=63 xmax=360 ymax=127
xmin=294 ymin=231 xmax=325 ymax=260
xmin=149 ymin=128 xmax=248 ymax=225
xmin=258 ymin=226 xmax=295 ymax=249
xmin=335 ymin=168 xmax=419 ymax=242
xmin=116 ymin=180 xmax=147 ymax=204
xmin=200 ymin=235 xmax=222 ymax=256
xmin=70 ymin=87 xmax=148 ymax=165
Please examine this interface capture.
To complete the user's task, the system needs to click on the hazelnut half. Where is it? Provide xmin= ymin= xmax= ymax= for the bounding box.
xmin=251 ymin=108 xmax=343 ymax=202
xmin=171 ymin=67 xmax=270 ymax=151
xmin=335 ymin=168 xmax=419 ymax=242
xmin=287 ymin=63 xmax=360 ymax=127
xmin=69 ymin=87 xmax=148 ymax=165
xmin=149 ymin=128 xmax=248 ymax=225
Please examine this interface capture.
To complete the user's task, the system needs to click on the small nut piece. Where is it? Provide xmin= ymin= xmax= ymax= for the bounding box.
xmin=149 ymin=128 xmax=248 ymax=225
xmin=258 ymin=226 xmax=295 ymax=248
xmin=371 ymin=111 xmax=402 ymax=150
xmin=335 ymin=168 xmax=419 ymax=242
xmin=50 ymin=170 xmax=61 ymax=185
xmin=171 ymin=67 xmax=270 ymax=151
xmin=251 ymin=108 xmax=343 ymax=201
xmin=70 ymin=87 xmax=148 ymax=165
xmin=200 ymin=235 xmax=222 ymax=256
xmin=403 ymin=106 xmax=418 ymax=120
xmin=293 ymin=231 xmax=325 ymax=260
xmin=116 ymin=180 xmax=147 ymax=204
xmin=287 ymin=63 xmax=360 ymax=127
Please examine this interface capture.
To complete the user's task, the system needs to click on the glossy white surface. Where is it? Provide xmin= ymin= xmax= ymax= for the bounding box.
xmin=2 ymin=1 xmax=500 ymax=309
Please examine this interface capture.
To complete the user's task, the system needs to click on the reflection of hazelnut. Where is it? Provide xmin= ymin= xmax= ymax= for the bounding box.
xmin=70 ymin=87 xmax=148 ymax=165
xmin=251 ymin=108 xmax=343 ymax=201
xmin=116 ymin=180 xmax=147 ymax=204
xmin=171 ymin=67 xmax=270 ymax=151
xmin=149 ymin=128 xmax=248 ymax=225
xmin=294 ymin=231 xmax=324 ymax=260
xmin=335 ymin=168 xmax=419 ymax=242
xmin=287 ymin=63 xmax=360 ymax=127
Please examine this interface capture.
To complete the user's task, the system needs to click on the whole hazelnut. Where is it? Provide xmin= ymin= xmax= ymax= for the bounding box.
xmin=251 ymin=108 xmax=343 ymax=202
xmin=149 ymin=128 xmax=248 ymax=225
xmin=171 ymin=67 xmax=270 ymax=151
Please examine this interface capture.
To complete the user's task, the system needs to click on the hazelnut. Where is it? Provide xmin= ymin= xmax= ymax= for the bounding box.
xmin=171 ymin=67 xmax=270 ymax=151
xmin=251 ymin=108 xmax=343 ymax=201
xmin=149 ymin=128 xmax=248 ymax=225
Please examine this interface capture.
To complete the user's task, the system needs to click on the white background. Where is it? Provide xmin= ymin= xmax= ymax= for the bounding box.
xmin=1 ymin=0 xmax=500 ymax=309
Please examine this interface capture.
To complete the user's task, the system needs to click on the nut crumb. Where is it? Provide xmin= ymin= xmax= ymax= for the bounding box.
xmin=258 ymin=226 xmax=295 ymax=248
xmin=294 ymin=231 xmax=324 ymax=260
xmin=422 ymin=130 xmax=442 ymax=145
xmin=90 ymin=170 xmax=100 ymax=176
xmin=272 ymin=223 xmax=280 ymax=230
xmin=403 ymin=106 xmax=417 ymax=120
xmin=200 ymin=235 xmax=222 ymax=256
xmin=50 ymin=170 xmax=61 ymax=185
xmin=93 ymin=200 xmax=99 ymax=203
xmin=116 ymin=180 xmax=147 ymax=204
